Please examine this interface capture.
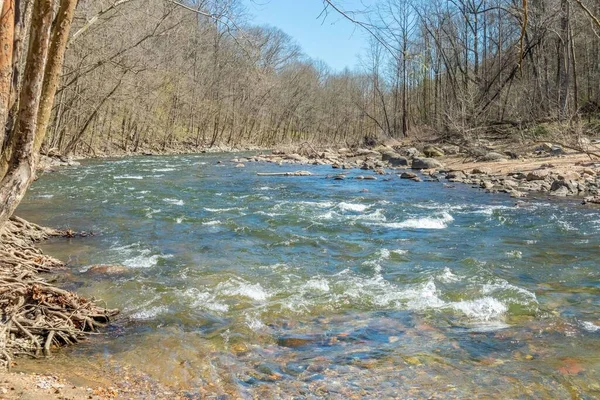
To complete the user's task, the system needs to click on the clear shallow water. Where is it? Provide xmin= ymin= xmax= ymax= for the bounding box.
xmin=17 ymin=154 xmax=600 ymax=398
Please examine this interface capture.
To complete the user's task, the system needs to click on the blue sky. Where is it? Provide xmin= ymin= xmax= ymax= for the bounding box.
xmin=244 ymin=0 xmax=370 ymax=71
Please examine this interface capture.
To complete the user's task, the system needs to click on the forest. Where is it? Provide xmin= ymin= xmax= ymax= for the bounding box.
xmin=3 ymin=0 xmax=600 ymax=161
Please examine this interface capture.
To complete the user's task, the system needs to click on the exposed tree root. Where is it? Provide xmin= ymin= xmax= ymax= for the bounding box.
xmin=0 ymin=217 xmax=118 ymax=370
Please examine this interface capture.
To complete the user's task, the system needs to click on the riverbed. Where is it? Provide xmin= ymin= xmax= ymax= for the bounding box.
xmin=16 ymin=154 xmax=600 ymax=398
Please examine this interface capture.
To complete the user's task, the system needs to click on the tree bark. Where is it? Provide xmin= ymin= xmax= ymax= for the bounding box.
xmin=0 ymin=0 xmax=15 ymax=149
xmin=35 ymin=0 xmax=78 ymax=155
xmin=0 ymin=0 xmax=53 ymax=228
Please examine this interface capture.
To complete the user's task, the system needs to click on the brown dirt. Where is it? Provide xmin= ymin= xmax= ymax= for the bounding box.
xmin=444 ymin=150 xmax=598 ymax=175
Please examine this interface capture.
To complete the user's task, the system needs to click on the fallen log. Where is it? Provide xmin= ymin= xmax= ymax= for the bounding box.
xmin=257 ymin=171 xmax=313 ymax=177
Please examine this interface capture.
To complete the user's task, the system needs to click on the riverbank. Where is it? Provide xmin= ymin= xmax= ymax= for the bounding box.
xmin=242 ymin=139 xmax=600 ymax=203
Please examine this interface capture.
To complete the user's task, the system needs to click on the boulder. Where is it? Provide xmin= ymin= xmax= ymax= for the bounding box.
xmin=235 ymin=163 xmax=245 ymax=168
xmin=382 ymin=152 xmax=409 ymax=167
xmin=396 ymin=147 xmax=420 ymax=159
xmin=471 ymin=168 xmax=490 ymax=175
xmin=423 ymin=145 xmax=445 ymax=158
xmin=400 ymin=172 xmax=418 ymax=179
xmin=411 ymin=157 xmax=444 ymax=170
xmin=446 ymin=171 xmax=466 ymax=180
xmin=526 ymin=169 xmax=550 ymax=181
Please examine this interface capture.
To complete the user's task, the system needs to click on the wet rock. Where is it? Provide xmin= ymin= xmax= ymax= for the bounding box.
xmin=550 ymin=185 xmax=569 ymax=197
xmin=411 ymin=157 xmax=444 ymax=170
xmin=446 ymin=171 xmax=466 ymax=181
xmin=400 ymin=172 xmax=417 ymax=179
xmin=363 ymin=175 xmax=378 ymax=180
xmin=333 ymin=174 xmax=346 ymax=180
xmin=235 ymin=163 xmax=245 ymax=168
xmin=86 ymin=265 xmax=129 ymax=275
xmin=480 ymin=181 xmax=494 ymax=190
xmin=277 ymin=336 xmax=317 ymax=348
xmin=423 ymin=145 xmax=445 ymax=158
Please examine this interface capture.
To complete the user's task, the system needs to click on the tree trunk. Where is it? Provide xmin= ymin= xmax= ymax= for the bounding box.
xmin=0 ymin=0 xmax=15 ymax=149
xmin=35 ymin=0 xmax=78 ymax=155
xmin=0 ymin=0 xmax=53 ymax=228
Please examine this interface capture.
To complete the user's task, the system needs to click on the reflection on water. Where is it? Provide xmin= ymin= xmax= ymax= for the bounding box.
xmin=17 ymin=154 xmax=600 ymax=398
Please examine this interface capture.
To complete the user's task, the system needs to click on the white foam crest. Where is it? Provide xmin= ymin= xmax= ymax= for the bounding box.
xmin=219 ymin=279 xmax=270 ymax=301
xmin=145 ymin=208 xmax=161 ymax=218
xmin=379 ymin=248 xmax=391 ymax=260
xmin=481 ymin=281 xmax=538 ymax=304
xmin=202 ymin=220 xmax=222 ymax=226
xmin=316 ymin=210 xmax=340 ymax=220
xmin=245 ymin=314 xmax=267 ymax=331
xmin=296 ymin=201 xmax=335 ymax=209
xmin=472 ymin=205 xmax=512 ymax=216
xmin=437 ymin=267 xmax=461 ymax=283
xmin=176 ymin=217 xmax=184 ymax=224
xmin=185 ymin=289 xmax=229 ymax=313
xmin=114 ymin=175 xmax=144 ymax=180
xmin=163 ymin=198 xmax=184 ymax=206
xmin=255 ymin=211 xmax=285 ymax=217
xmin=581 ymin=321 xmax=600 ymax=332
xmin=152 ymin=168 xmax=176 ymax=172
xmin=391 ymin=249 xmax=408 ymax=256
xmin=130 ymin=305 xmax=168 ymax=320
xmin=505 ymin=250 xmax=522 ymax=259
xmin=353 ymin=209 xmax=387 ymax=222
xmin=452 ymin=297 xmax=508 ymax=321
xmin=379 ymin=212 xmax=454 ymax=230
xmin=337 ymin=202 xmax=370 ymax=212
xmin=204 ymin=207 xmax=244 ymax=213
xmin=303 ymin=278 xmax=330 ymax=292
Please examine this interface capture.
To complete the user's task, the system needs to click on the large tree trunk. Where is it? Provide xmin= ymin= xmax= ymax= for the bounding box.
xmin=0 ymin=0 xmax=53 ymax=228
xmin=0 ymin=0 xmax=15 ymax=149
xmin=35 ymin=0 xmax=78 ymax=155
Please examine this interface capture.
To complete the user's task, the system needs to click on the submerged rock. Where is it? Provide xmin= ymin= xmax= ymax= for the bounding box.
xmin=86 ymin=265 xmax=129 ymax=275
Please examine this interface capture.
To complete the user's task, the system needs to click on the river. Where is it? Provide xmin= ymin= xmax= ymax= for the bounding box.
xmin=16 ymin=153 xmax=600 ymax=398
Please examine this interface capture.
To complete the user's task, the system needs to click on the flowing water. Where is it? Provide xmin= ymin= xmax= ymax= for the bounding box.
xmin=16 ymin=154 xmax=600 ymax=398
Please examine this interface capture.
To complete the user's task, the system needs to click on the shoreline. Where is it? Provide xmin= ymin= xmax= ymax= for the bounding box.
xmin=3 ymin=139 xmax=599 ymax=398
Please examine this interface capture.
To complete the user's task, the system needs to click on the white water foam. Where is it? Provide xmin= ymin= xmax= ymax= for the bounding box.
xmin=219 ymin=279 xmax=270 ymax=301
xmin=452 ymin=297 xmax=508 ymax=322
xmin=581 ymin=321 xmax=600 ymax=332
xmin=130 ymin=305 xmax=168 ymax=320
xmin=338 ymin=202 xmax=370 ymax=212
xmin=163 ymin=198 xmax=184 ymax=206
xmin=114 ymin=175 xmax=144 ymax=180
xmin=202 ymin=220 xmax=222 ymax=226
xmin=204 ymin=207 xmax=243 ymax=213
xmin=378 ymin=212 xmax=454 ymax=230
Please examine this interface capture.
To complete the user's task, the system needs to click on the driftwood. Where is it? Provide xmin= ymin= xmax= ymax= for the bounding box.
xmin=0 ymin=217 xmax=118 ymax=370
xmin=256 ymin=171 xmax=313 ymax=177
